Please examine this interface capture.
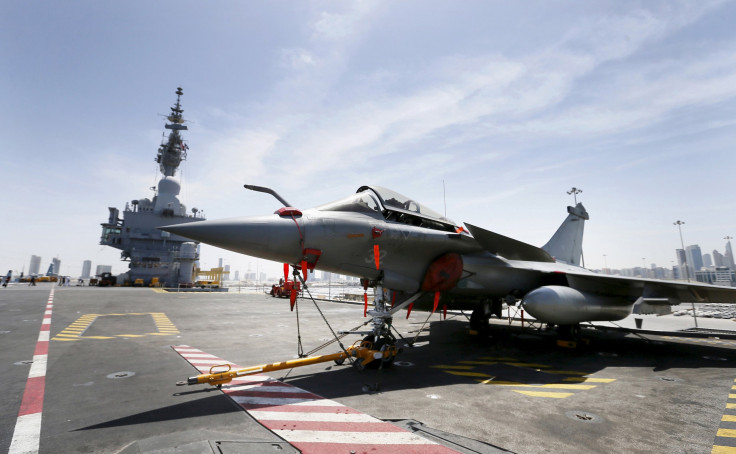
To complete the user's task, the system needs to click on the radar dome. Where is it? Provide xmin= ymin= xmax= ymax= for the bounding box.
xmin=158 ymin=177 xmax=181 ymax=195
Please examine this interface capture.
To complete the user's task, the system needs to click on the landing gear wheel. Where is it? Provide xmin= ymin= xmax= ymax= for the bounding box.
xmin=470 ymin=305 xmax=490 ymax=335
xmin=362 ymin=335 xmax=395 ymax=369
xmin=334 ymin=357 xmax=346 ymax=365
xmin=558 ymin=324 xmax=581 ymax=340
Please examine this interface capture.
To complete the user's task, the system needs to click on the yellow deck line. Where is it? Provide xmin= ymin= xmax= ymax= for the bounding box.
xmin=564 ymin=377 xmax=616 ymax=383
xmin=722 ymin=415 xmax=736 ymax=422
xmin=513 ymin=390 xmax=573 ymax=398
xmin=717 ymin=428 xmax=736 ymax=438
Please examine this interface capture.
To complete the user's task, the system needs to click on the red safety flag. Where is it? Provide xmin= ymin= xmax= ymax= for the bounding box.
xmin=363 ymin=292 xmax=368 ymax=317
xmin=432 ymin=291 xmax=440 ymax=313
xmin=406 ymin=303 xmax=414 ymax=319
xmin=374 ymin=244 xmax=380 ymax=270
xmin=301 ymin=260 xmax=307 ymax=282
xmin=290 ymin=289 xmax=297 ymax=310
xmin=391 ymin=291 xmax=396 ymax=308
xmin=283 ymin=263 xmax=289 ymax=282
xmin=443 ymin=304 xmax=447 ymax=320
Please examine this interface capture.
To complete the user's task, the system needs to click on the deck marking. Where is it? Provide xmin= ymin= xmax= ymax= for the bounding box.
xmin=9 ymin=288 xmax=54 ymax=454
xmin=172 ymin=345 xmax=461 ymax=454
xmin=435 ymin=356 xmax=615 ymax=398
xmin=51 ymin=312 xmax=179 ymax=341
xmin=513 ymin=390 xmax=574 ymax=398
xmin=713 ymin=378 xmax=736 ymax=453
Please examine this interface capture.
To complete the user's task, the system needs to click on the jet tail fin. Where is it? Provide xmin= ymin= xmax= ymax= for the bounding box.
xmin=541 ymin=203 xmax=589 ymax=266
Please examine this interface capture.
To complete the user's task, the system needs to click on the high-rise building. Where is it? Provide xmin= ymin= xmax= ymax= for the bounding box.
xmin=685 ymin=245 xmax=703 ymax=276
xmin=29 ymin=255 xmax=41 ymax=276
xmin=50 ymin=258 xmax=61 ymax=276
xmin=714 ymin=250 xmax=726 ymax=267
xmin=703 ymin=254 xmax=713 ymax=268
xmin=675 ymin=249 xmax=688 ymax=280
xmin=96 ymin=265 xmax=112 ymax=275
xmin=81 ymin=260 xmax=92 ymax=279
xmin=726 ymin=240 xmax=735 ymax=270
xmin=233 ymin=270 xmax=240 ymax=281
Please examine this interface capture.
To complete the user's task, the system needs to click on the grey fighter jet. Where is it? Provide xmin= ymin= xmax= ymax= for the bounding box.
xmin=161 ymin=185 xmax=736 ymax=347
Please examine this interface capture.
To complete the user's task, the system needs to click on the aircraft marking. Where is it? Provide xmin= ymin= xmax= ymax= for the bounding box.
xmin=173 ymin=345 xmax=462 ymax=454
xmin=712 ymin=378 xmax=736 ymax=453
xmin=434 ymin=356 xmax=615 ymax=398
xmin=9 ymin=289 xmax=54 ymax=454
xmin=51 ymin=312 xmax=179 ymax=341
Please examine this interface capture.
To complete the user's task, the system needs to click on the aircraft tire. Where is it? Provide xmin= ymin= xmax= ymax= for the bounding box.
xmin=470 ymin=305 xmax=490 ymax=335
xmin=362 ymin=335 xmax=395 ymax=369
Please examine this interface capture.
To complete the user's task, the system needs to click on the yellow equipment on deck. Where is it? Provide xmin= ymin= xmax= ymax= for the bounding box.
xmin=178 ymin=340 xmax=398 ymax=388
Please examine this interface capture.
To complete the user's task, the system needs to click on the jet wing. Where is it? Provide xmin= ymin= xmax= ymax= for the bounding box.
xmin=465 ymin=222 xmax=555 ymax=263
xmin=516 ymin=262 xmax=736 ymax=303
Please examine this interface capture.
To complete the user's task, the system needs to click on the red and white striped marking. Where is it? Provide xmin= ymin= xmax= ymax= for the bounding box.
xmin=9 ymin=289 xmax=54 ymax=454
xmin=173 ymin=345 xmax=460 ymax=454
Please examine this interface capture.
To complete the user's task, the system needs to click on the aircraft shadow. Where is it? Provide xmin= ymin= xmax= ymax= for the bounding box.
xmin=277 ymin=318 xmax=736 ymax=400
xmin=72 ymin=392 xmax=241 ymax=431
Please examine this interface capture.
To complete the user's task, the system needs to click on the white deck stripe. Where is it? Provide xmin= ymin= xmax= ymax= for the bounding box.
xmin=249 ymin=410 xmax=381 ymax=423
xmin=180 ymin=353 xmax=221 ymax=358
xmin=226 ymin=384 xmax=311 ymax=393
xmin=8 ymin=413 xmax=42 ymax=454
xmin=230 ymin=395 xmax=343 ymax=406
xmin=37 ymin=331 xmax=49 ymax=342
xmin=271 ymin=429 xmax=436 ymax=444
xmin=28 ymin=355 xmax=48 ymax=379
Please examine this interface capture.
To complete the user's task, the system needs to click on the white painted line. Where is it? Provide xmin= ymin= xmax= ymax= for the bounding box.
xmin=28 ymin=355 xmax=48 ymax=379
xmin=249 ymin=410 xmax=381 ymax=423
xmin=226 ymin=384 xmax=311 ymax=393
xmin=8 ymin=412 xmax=42 ymax=454
xmin=271 ymin=429 xmax=437 ymax=444
xmin=37 ymin=331 xmax=50 ymax=342
xmin=230 ymin=395 xmax=342 ymax=407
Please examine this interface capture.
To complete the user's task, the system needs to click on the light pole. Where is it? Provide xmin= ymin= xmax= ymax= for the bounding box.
xmin=673 ymin=220 xmax=689 ymax=282
xmin=567 ymin=187 xmax=582 ymax=205
xmin=674 ymin=220 xmax=697 ymax=327
xmin=642 ymin=258 xmax=646 ymax=278
xmin=603 ymin=254 xmax=608 ymax=274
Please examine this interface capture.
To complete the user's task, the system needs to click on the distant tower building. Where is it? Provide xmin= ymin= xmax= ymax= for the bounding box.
xmin=233 ymin=270 xmax=240 ymax=281
xmin=81 ymin=260 xmax=92 ymax=279
xmin=224 ymin=264 xmax=230 ymax=280
xmin=51 ymin=258 xmax=61 ymax=276
xmin=29 ymin=255 xmax=41 ymax=276
xmin=714 ymin=250 xmax=726 ymax=267
xmin=726 ymin=239 xmax=736 ymax=270
xmin=703 ymin=254 xmax=713 ymax=268
xmin=675 ymin=249 xmax=688 ymax=279
xmin=96 ymin=265 xmax=112 ymax=275
xmin=685 ymin=245 xmax=703 ymax=276
xmin=219 ymin=258 xmax=223 ymax=269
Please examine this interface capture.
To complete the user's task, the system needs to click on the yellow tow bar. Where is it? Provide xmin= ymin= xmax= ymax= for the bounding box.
xmin=178 ymin=341 xmax=398 ymax=387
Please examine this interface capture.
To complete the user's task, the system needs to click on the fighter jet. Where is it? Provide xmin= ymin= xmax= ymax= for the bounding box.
xmin=161 ymin=185 xmax=736 ymax=350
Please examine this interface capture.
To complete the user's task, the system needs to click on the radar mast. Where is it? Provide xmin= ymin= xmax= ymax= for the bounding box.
xmin=156 ymin=87 xmax=189 ymax=177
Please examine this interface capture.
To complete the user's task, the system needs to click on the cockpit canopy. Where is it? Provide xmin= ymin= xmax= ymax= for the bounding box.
xmin=317 ymin=185 xmax=458 ymax=232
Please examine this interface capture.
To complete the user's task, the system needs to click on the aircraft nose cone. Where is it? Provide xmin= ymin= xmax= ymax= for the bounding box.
xmin=159 ymin=215 xmax=302 ymax=264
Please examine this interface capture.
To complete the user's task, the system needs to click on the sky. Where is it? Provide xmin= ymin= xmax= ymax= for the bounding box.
xmin=2 ymin=0 xmax=736 ymax=279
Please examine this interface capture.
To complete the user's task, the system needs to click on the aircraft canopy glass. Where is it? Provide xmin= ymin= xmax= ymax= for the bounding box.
xmin=316 ymin=192 xmax=382 ymax=215
xmin=317 ymin=186 xmax=458 ymax=232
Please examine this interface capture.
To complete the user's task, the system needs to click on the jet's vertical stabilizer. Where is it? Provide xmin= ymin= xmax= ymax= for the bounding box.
xmin=542 ymin=203 xmax=589 ymax=266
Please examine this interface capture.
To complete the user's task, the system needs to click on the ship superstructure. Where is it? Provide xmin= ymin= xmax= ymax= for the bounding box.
xmin=100 ymin=88 xmax=203 ymax=287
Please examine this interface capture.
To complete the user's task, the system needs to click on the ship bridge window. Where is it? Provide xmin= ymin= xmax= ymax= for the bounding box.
xmin=317 ymin=192 xmax=382 ymax=215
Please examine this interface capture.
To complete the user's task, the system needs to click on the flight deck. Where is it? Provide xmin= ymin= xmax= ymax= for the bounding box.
xmin=2 ymin=284 xmax=736 ymax=453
